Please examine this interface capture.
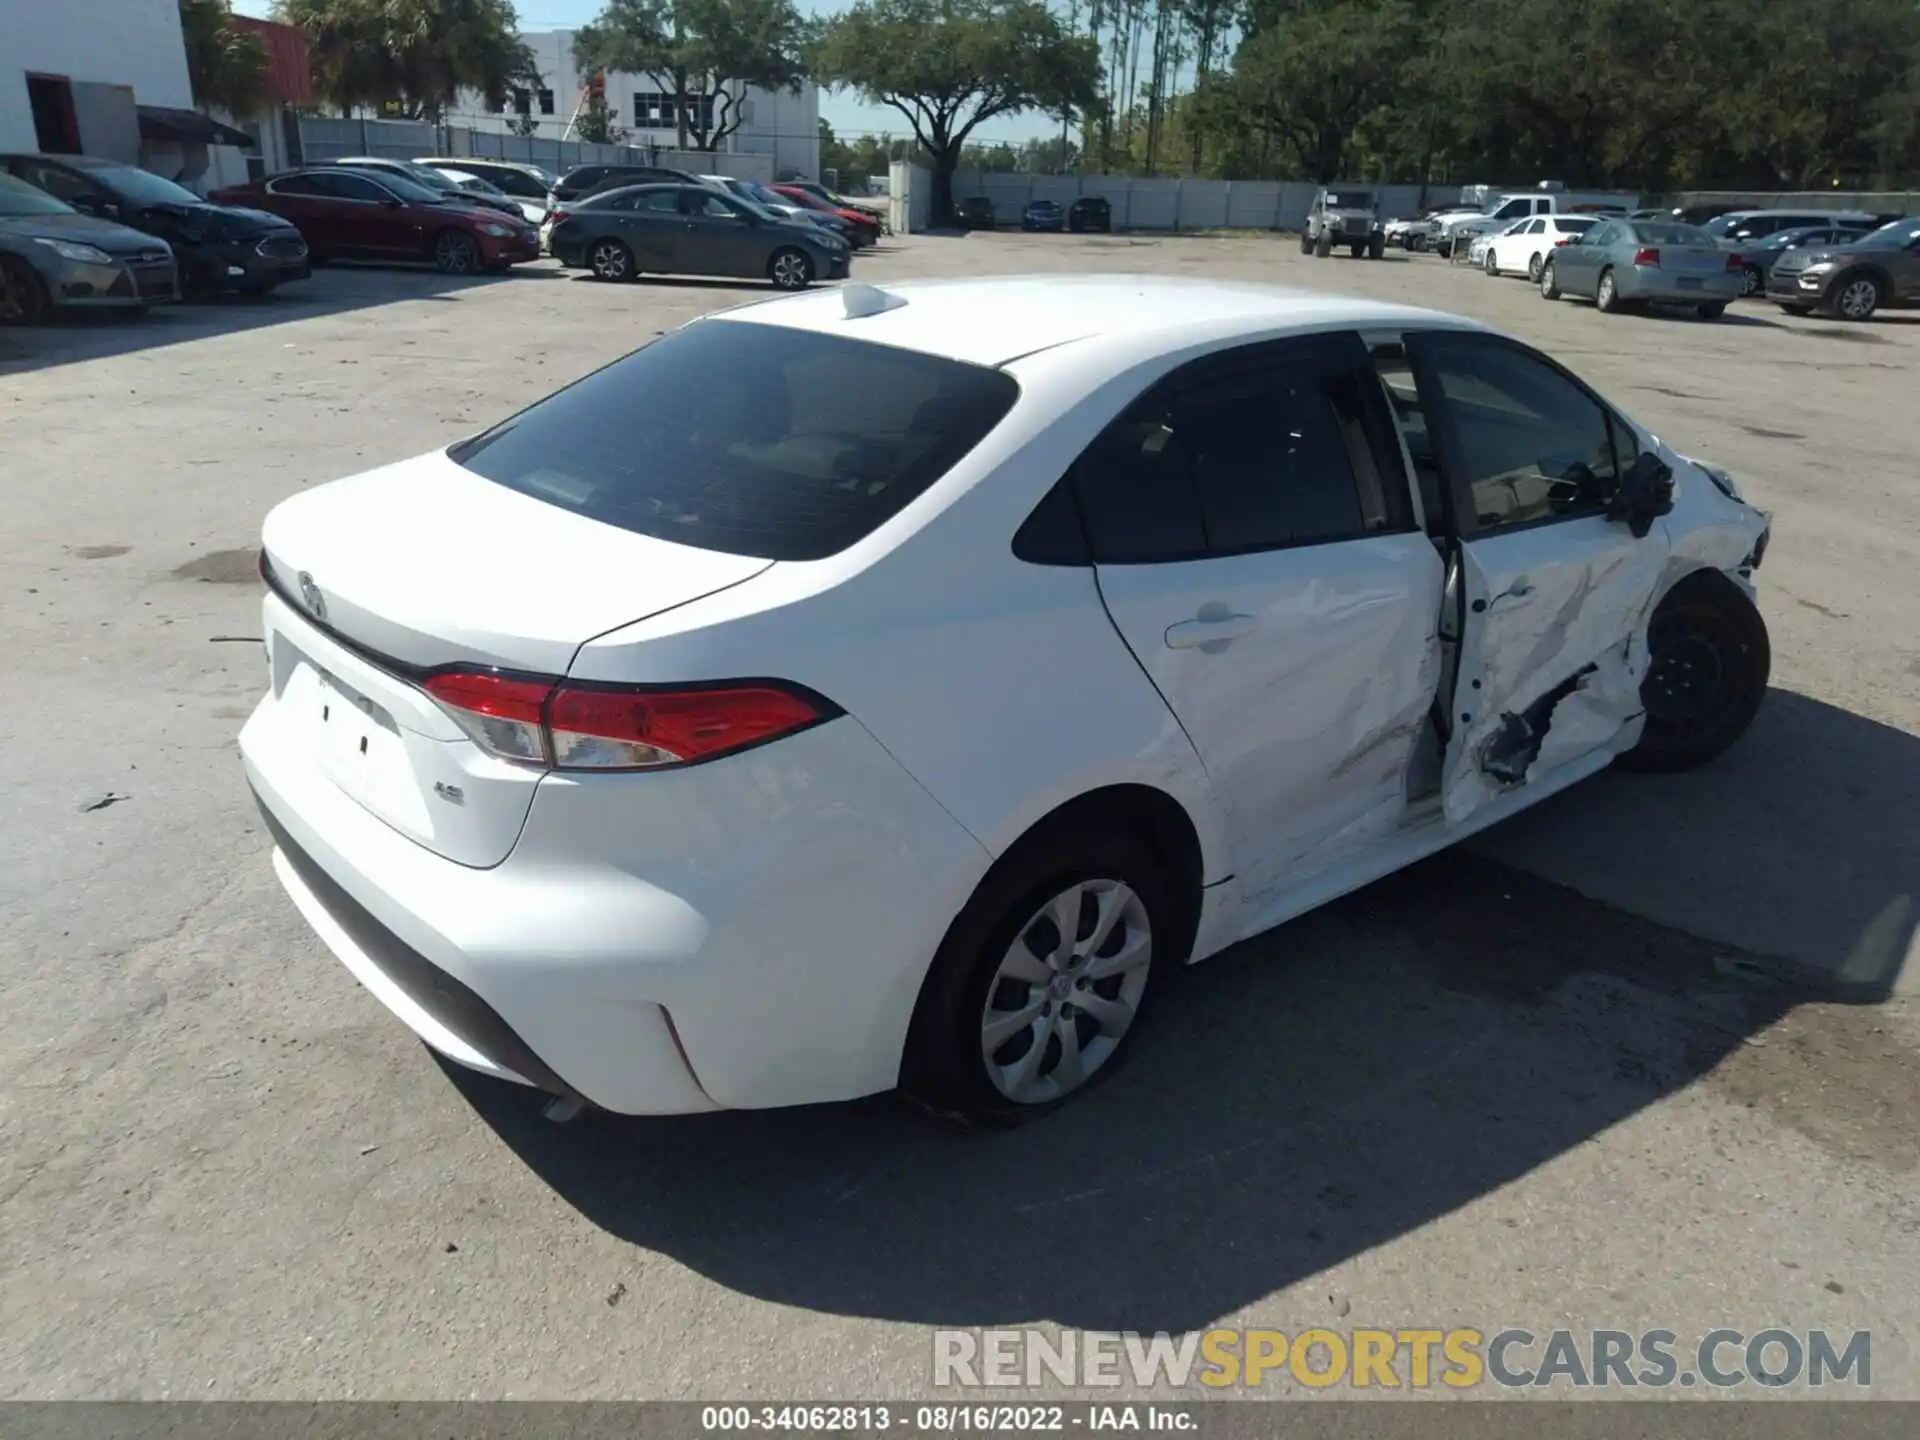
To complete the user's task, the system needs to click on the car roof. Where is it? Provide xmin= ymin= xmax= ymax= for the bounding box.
xmin=1722 ymin=207 xmax=1875 ymax=219
xmin=710 ymin=275 xmax=1477 ymax=368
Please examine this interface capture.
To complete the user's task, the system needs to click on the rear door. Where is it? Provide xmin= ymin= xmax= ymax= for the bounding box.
xmin=309 ymin=170 xmax=403 ymax=256
xmin=615 ymin=186 xmax=686 ymax=270
xmin=1077 ymin=332 xmax=1444 ymax=911
xmin=676 ymin=185 xmax=761 ymax=276
xmin=1401 ymin=329 xmax=1670 ymax=823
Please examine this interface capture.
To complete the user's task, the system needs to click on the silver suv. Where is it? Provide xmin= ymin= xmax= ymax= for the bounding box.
xmin=1303 ymin=187 xmax=1384 ymax=259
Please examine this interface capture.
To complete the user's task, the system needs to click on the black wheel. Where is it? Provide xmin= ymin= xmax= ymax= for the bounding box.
xmin=0 ymin=254 xmax=52 ymax=326
xmin=588 ymin=238 xmax=633 ymax=282
xmin=1696 ymin=302 xmax=1727 ymax=320
xmin=1527 ymin=252 xmax=1544 ymax=282
xmin=1314 ymin=230 xmax=1332 ymax=258
xmin=1596 ymin=267 xmax=1622 ymax=313
xmin=902 ymin=824 xmax=1179 ymax=1124
xmin=1776 ymin=302 xmax=1812 ymax=316
xmin=1740 ymin=265 xmax=1763 ymax=297
xmin=1299 ymin=230 xmax=1312 ymax=255
xmin=432 ymin=229 xmax=480 ymax=275
xmin=1618 ymin=570 xmax=1770 ymax=774
xmin=1368 ymin=232 xmax=1385 ymax=259
xmin=1829 ymin=271 xmax=1881 ymax=321
xmin=1539 ymin=257 xmax=1562 ymax=300
xmin=768 ymin=246 xmax=813 ymax=290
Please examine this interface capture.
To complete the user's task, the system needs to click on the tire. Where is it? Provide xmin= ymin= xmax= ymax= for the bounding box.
xmin=1527 ymin=253 xmax=1544 ymax=283
xmin=1314 ymin=230 xmax=1332 ymax=258
xmin=902 ymin=824 xmax=1177 ymax=1124
xmin=0 ymin=254 xmax=53 ymax=326
xmin=1617 ymin=570 xmax=1770 ymax=774
xmin=1776 ymin=302 xmax=1812 ymax=316
xmin=1483 ymin=248 xmax=1499 ymax=275
xmin=1829 ymin=272 xmax=1881 ymax=321
xmin=1696 ymin=303 xmax=1727 ymax=320
xmin=1368 ymin=232 xmax=1385 ymax=259
xmin=588 ymin=238 xmax=633 ymax=282
xmin=1299 ymin=230 xmax=1312 ymax=255
xmin=768 ymin=246 xmax=813 ymax=290
xmin=1349 ymin=242 xmax=1365 ymax=259
xmin=1596 ymin=267 xmax=1621 ymax=313
xmin=1740 ymin=266 xmax=1763 ymax=297
xmin=1539 ymin=257 xmax=1562 ymax=300
xmin=432 ymin=229 xmax=480 ymax=275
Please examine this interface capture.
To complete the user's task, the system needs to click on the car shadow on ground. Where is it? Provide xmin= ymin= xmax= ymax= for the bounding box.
xmin=447 ymin=685 xmax=1912 ymax=1334
xmin=0 ymin=263 xmax=551 ymax=375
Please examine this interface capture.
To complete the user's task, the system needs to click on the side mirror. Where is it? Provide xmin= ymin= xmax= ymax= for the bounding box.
xmin=1608 ymin=451 xmax=1675 ymax=538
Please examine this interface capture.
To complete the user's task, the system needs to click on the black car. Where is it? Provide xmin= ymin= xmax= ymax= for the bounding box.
xmin=551 ymin=163 xmax=695 ymax=206
xmin=1068 ymin=196 xmax=1112 ymax=233
xmin=955 ymin=196 xmax=996 ymax=231
xmin=0 ymin=153 xmax=309 ymax=299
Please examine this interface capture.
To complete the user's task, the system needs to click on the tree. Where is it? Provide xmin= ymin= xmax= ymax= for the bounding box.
xmin=810 ymin=0 xmax=1100 ymax=223
xmin=180 ymin=0 xmax=270 ymax=116
xmin=275 ymin=0 xmax=537 ymax=121
xmin=574 ymin=0 xmax=809 ymax=152
xmin=572 ymin=88 xmax=629 ymax=144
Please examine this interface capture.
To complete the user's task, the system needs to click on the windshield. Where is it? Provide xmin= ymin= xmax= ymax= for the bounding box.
xmin=450 ymin=320 xmax=1020 ymax=562
xmin=1853 ymin=218 xmax=1920 ymax=249
xmin=90 ymin=165 xmax=202 ymax=207
xmin=1559 ymin=217 xmax=1597 ymax=233
xmin=1324 ymin=191 xmax=1371 ymax=208
xmin=0 ymin=173 xmax=77 ymax=216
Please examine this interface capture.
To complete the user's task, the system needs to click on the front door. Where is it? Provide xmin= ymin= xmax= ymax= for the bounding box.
xmin=310 ymin=170 xmax=407 ymax=257
xmin=1078 ymin=332 xmax=1445 ymax=913
xmin=1402 ymin=329 xmax=1671 ymax=822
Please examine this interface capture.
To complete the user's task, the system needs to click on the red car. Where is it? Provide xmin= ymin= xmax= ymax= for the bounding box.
xmin=208 ymin=167 xmax=540 ymax=274
xmin=770 ymin=184 xmax=881 ymax=247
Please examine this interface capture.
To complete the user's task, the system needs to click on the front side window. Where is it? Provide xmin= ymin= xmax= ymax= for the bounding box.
xmin=320 ymin=172 xmax=388 ymax=203
xmin=682 ymin=189 xmax=738 ymax=218
xmin=1426 ymin=341 xmax=1621 ymax=531
xmin=267 ymin=174 xmax=328 ymax=197
xmin=450 ymin=322 xmax=1020 ymax=562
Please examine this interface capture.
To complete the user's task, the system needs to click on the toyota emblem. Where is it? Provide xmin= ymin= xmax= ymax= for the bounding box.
xmin=296 ymin=571 xmax=327 ymax=621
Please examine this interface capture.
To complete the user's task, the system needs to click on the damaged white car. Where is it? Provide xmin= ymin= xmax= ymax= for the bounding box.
xmin=242 ymin=276 xmax=1771 ymax=1125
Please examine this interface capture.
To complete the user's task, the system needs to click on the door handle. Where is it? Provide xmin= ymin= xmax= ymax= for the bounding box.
xmin=1165 ymin=613 xmax=1256 ymax=649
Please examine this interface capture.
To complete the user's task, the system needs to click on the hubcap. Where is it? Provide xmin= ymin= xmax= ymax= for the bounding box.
xmin=438 ymin=235 xmax=472 ymax=272
xmin=773 ymin=253 xmax=807 ymax=288
xmin=1840 ymin=279 xmax=1876 ymax=318
xmin=593 ymin=243 xmax=626 ymax=278
xmin=1600 ymin=276 xmax=1615 ymax=307
xmin=1540 ymin=264 xmax=1554 ymax=295
xmin=1529 ymin=256 xmax=1542 ymax=281
xmin=1742 ymin=268 xmax=1761 ymax=296
xmin=980 ymin=878 xmax=1152 ymax=1105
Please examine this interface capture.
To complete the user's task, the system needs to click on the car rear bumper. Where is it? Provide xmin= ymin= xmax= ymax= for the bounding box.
xmin=239 ymin=632 xmax=989 ymax=1114
xmin=1617 ymin=267 xmax=1744 ymax=302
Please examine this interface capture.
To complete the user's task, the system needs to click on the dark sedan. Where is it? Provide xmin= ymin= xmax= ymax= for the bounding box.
xmin=1021 ymin=199 xmax=1065 ymax=232
xmin=0 ymin=173 xmax=177 ymax=323
xmin=209 ymin=168 xmax=540 ymax=273
xmin=955 ymin=196 xmax=996 ymax=231
xmin=1 ymin=152 xmax=307 ymax=298
xmin=548 ymin=183 xmax=848 ymax=289
xmin=551 ymin=163 xmax=695 ymax=207
xmin=1768 ymin=216 xmax=1920 ymax=320
xmin=1068 ymin=196 xmax=1111 ymax=233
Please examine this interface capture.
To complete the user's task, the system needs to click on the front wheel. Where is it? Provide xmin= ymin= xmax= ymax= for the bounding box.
xmin=432 ymin=229 xmax=480 ymax=275
xmin=1299 ymin=229 xmax=1312 ymax=255
xmin=1368 ymin=232 xmax=1385 ymax=259
xmin=0 ymin=254 xmax=53 ymax=326
xmin=768 ymin=246 xmax=814 ymax=290
xmin=588 ymin=238 xmax=633 ymax=282
xmin=1618 ymin=571 xmax=1770 ymax=774
xmin=1539 ymin=258 xmax=1562 ymax=300
xmin=903 ymin=828 xmax=1174 ymax=1123
xmin=1314 ymin=231 xmax=1332 ymax=258
xmin=1830 ymin=273 xmax=1881 ymax=321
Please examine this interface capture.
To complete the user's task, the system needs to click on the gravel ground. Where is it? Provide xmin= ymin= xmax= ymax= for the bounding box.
xmin=1 ymin=230 xmax=1915 ymax=1400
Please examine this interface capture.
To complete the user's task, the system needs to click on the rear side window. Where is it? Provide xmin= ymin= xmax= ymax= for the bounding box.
xmin=450 ymin=321 xmax=1020 ymax=561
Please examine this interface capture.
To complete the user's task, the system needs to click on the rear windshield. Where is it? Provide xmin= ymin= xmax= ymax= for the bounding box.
xmin=450 ymin=321 xmax=1021 ymax=561
xmin=1629 ymin=222 xmax=1711 ymax=246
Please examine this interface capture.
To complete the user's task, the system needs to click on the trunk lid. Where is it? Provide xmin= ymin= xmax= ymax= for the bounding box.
xmin=1655 ymin=245 xmax=1731 ymax=273
xmin=259 ymin=449 xmax=773 ymax=866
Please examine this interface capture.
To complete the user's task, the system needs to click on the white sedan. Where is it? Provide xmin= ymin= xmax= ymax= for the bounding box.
xmin=240 ymin=276 xmax=1773 ymax=1123
xmin=1483 ymin=215 xmax=1601 ymax=280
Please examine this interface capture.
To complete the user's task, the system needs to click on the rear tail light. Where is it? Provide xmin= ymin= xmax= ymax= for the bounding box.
xmin=1726 ymin=252 xmax=1746 ymax=271
xmin=422 ymin=672 xmax=833 ymax=771
xmin=548 ymin=208 xmax=568 ymax=225
xmin=1632 ymin=247 xmax=1661 ymax=267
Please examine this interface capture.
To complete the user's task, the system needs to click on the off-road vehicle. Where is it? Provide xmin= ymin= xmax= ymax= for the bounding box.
xmin=1302 ymin=187 xmax=1385 ymax=258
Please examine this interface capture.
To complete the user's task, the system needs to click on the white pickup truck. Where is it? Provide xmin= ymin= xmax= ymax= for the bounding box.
xmin=1428 ymin=187 xmax=1638 ymax=257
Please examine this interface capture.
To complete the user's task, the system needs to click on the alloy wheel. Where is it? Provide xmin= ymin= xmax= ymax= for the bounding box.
xmin=979 ymin=878 xmax=1153 ymax=1105
xmin=770 ymin=249 xmax=812 ymax=289
xmin=591 ymin=241 xmax=629 ymax=281
xmin=435 ymin=232 xmax=477 ymax=274
xmin=1837 ymin=277 xmax=1879 ymax=320
xmin=1527 ymin=254 xmax=1543 ymax=282
xmin=1741 ymin=267 xmax=1762 ymax=297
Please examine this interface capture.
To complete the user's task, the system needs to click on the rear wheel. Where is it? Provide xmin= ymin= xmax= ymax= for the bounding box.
xmin=1596 ymin=267 xmax=1621 ymax=312
xmin=1618 ymin=571 xmax=1770 ymax=774
xmin=432 ymin=230 xmax=480 ymax=275
xmin=1314 ymin=230 xmax=1332 ymax=258
xmin=1830 ymin=272 xmax=1881 ymax=321
xmin=1527 ymin=252 xmax=1545 ymax=282
xmin=1483 ymin=248 xmax=1499 ymax=275
xmin=1539 ymin=257 xmax=1562 ymax=300
xmin=0 ymin=254 xmax=52 ymax=326
xmin=768 ymin=246 xmax=813 ymax=290
xmin=1299 ymin=229 xmax=1312 ymax=255
xmin=588 ymin=238 xmax=633 ymax=282
xmin=1740 ymin=265 xmax=1763 ymax=297
xmin=903 ymin=825 xmax=1174 ymax=1124
xmin=1368 ymin=231 xmax=1385 ymax=259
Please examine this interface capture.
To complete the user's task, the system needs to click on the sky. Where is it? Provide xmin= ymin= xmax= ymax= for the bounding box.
xmin=230 ymin=0 xmax=1057 ymax=142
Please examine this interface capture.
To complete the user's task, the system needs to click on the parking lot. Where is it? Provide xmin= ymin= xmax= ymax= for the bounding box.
xmin=2 ymin=231 xmax=1917 ymax=1399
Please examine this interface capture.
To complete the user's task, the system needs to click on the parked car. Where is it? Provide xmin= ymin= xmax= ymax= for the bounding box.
xmin=1429 ymin=188 xmax=1638 ymax=256
xmin=1481 ymin=214 xmax=1599 ymax=280
xmin=770 ymin=184 xmax=881 ymax=246
xmin=1701 ymin=208 xmax=1880 ymax=245
xmin=1728 ymin=222 xmax=1881 ymax=298
xmin=416 ymin=157 xmax=557 ymax=208
xmin=1767 ymin=216 xmax=1920 ymax=320
xmin=547 ymin=182 xmax=848 ymax=289
xmin=1400 ymin=205 xmax=1479 ymax=250
xmin=1021 ymin=199 xmax=1065 ymax=232
xmin=779 ymin=178 xmax=888 ymax=231
xmin=955 ymin=195 xmax=997 ymax=231
xmin=419 ymin=165 xmax=544 ymax=225
xmin=327 ymin=157 xmax=526 ymax=222
xmin=241 ymin=274 xmax=1771 ymax=1123
xmin=696 ymin=174 xmax=854 ymax=243
xmin=1068 ymin=196 xmax=1112 ymax=233
xmin=1465 ymin=218 xmax=1530 ymax=269
xmin=0 ymin=172 xmax=178 ymax=324
xmin=208 ymin=168 xmax=540 ymax=273
xmin=550 ymin=163 xmax=695 ymax=207
xmin=1540 ymin=218 xmax=1745 ymax=318
xmin=1 ymin=152 xmax=307 ymax=299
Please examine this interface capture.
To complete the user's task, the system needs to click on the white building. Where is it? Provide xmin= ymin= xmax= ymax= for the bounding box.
xmin=0 ymin=0 xmax=195 ymax=159
xmin=448 ymin=29 xmax=820 ymax=182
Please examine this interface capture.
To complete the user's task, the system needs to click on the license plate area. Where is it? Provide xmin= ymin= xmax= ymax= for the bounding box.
xmin=275 ymin=638 xmax=436 ymax=835
xmin=1678 ymin=277 xmax=1702 ymax=290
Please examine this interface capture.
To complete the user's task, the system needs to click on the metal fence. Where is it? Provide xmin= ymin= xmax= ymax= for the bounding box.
xmin=295 ymin=117 xmax=774 ymax=185
xmin=928 ymin=171 xmax=1462 ymax=233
